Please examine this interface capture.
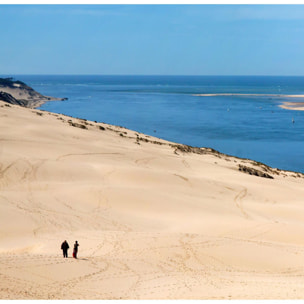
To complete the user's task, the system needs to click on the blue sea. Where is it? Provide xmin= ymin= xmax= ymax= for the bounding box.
xmin=7 ymin=75 xmax=304 ymax=173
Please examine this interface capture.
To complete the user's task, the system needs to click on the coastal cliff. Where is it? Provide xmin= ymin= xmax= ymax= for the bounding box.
xmin=0 ymin=77 xmax=66 ymax=108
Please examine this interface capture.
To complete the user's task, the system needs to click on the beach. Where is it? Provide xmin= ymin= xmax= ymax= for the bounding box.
xmin=1 ymin=100 xmax=304 ymax=299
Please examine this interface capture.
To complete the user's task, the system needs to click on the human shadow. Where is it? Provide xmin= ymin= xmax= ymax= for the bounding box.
xmin=76 ymin=258 xmax=89 ymax=261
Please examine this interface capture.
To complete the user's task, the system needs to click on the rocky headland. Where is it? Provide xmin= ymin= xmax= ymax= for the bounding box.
xmin=0 ymin=77 xmax=66 ymax=108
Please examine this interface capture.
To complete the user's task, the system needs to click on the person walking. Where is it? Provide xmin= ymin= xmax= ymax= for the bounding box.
xmin=61 ymin=240 xmax=69 ymax=258
xmin=73 ymin=241 xmax=79 ymax=259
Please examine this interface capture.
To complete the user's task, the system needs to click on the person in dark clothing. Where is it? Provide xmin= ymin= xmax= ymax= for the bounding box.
xmin=73 ymin=241 xmax=79 ymax=259
xmin=61 ymin=240 xmax=69 ymax=258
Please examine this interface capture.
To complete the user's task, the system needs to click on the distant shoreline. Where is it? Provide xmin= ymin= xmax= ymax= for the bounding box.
xmin=0 ymin=77 xmax=66 ymax=109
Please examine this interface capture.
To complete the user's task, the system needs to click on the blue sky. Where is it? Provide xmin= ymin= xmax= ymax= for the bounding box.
xmin=1 ymin=4 xmax=304 ymax=75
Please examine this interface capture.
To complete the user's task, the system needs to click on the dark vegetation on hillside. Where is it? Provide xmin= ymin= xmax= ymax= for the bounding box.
xmin=0 ymin=77 xmax=27 ymax=88
xmin=0 ymin=91 xmax=21 ymax=105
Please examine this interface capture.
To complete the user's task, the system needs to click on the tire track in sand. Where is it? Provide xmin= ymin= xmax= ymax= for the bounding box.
xmin=234 ymin=187 xmax=249 ymax=219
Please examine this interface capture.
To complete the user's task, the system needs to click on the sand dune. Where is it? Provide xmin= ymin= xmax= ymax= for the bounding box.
xmin=1 ymin=100 xmax=304 ymax=299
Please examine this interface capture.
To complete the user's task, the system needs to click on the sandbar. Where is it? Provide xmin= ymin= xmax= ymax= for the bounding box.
xmin=194 ymin=93 xmax=304 ymax=111
xmin=279 ymin=101 xmax=304 ymax=111
xmin=193 ymin=93 xmax=304 ymax=98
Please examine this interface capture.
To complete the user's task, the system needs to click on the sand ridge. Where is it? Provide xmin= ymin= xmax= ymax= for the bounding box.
xmin=1 ymin=100 xmax=304 ymax=299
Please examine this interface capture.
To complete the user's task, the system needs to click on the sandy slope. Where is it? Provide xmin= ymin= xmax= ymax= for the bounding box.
xmin=1 ymin=100 xmax=304 ymax=299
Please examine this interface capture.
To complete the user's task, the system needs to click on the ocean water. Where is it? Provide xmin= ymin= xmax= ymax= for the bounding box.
xmin=8 ymin=75 xmax=304 ymax=173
